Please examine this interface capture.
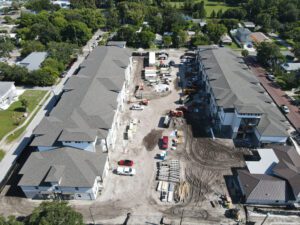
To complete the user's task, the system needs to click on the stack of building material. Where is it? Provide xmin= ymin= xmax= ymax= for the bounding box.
xmin=156 ymin=160 xmax=180 ymax=183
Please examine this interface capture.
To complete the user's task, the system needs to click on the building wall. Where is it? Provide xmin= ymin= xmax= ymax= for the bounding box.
xmin=20 ymin=176 xmax=101 ymax=200
xmin=0 ymin=84 xmax=17 ymax=108
xmin=62 ymin=139 xmax=96 ymax=152
xmin=37 ymin=146 xmax=58 ymax=151
xmin=254 ymin=129 xmax=287 ymax=144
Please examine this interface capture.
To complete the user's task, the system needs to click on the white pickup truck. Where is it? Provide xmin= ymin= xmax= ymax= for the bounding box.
xmin=117 ymin=167 xmax=136 ymax=176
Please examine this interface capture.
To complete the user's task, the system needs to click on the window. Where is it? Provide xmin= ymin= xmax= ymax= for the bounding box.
xmin=75 ymin=187 xmax=79 ymax=191
xmin=35 ymin=186 xmax=39 ymax=190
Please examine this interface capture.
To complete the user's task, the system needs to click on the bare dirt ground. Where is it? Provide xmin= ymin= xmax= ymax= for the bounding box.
xmin=1 ymin=49 xmax=299 ymax=225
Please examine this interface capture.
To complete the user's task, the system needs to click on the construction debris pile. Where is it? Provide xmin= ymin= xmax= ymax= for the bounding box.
xmin=174 ymin=181 xmax=190 ymax=202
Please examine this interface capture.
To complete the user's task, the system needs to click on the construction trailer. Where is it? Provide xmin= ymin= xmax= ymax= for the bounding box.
xmin=149 ymin=52 xmax=156 ymax=66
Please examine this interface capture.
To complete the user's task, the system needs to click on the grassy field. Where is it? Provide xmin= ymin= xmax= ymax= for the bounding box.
xmin=0 ymin=90 xmax=47 ymax=141
xmin=170 ymin=0 xmax=239 ymax=16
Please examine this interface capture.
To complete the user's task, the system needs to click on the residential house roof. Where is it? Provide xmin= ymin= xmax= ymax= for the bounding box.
xmin=19 ymin=52 xmax=47 ymax=71
xmin=281 ymin=63 xmax=300 ymax=72
xmin=237 ymin=170 xmax=289 ymax=202
xmin=250 ymin=32 xmax=270 ymax=43
xmin=31 ymin=46 xmax=132 ymax=147
xmin=235 ymin=28 xmax=252 ymax=43
xmin=243 ymin=21 xmax=255 ymax=28
xmin=238 ymin=145 xmax=300 ymax=203
xmin=271 ymin=145 xmax=300 ymax=200
xmin=18 ymin=147 xmax=107 ymax=187
xmin=221 ymin=33 xmax=232 ymax=43
xmin=198 ymin=46 xmax=288 ymax=138
xmin=106 ymin=41 xmax=126 ymax=48
xmin=0 ymin=81 xmax=14 ymax=97
xmin=246 ymin=149 xmax=279 ymax=174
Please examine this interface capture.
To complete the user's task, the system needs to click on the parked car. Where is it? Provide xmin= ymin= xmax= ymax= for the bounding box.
xmin=162 ymin=136 xmax=169 ymax=149
xmin=116 ymin=167 xmax=136 ymax=176
xmin=163 ymin=115 xmax=170 ymax=128
xmin=280 ymin=104 xmax=290 ymax=114
xmin=118 ymin=160 xmax=134 ymax=166
xmin=60 ymin=71 xmax=67 ymax=78
xmin=266 ymin=74 xmax=275 ymax=81
xmin=130 ymin=104 xmax=144 ymax=110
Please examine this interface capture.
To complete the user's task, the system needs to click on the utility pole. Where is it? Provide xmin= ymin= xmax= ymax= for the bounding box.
xmin=179 ymin=209 xmax=184 ymax=225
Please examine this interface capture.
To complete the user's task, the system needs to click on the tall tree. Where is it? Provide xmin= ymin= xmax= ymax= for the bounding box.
xmin=256 ymin=42 xmax=283 ymax=67
xmin=0 ymin=38 xmax=14 ymax=57
xmin=206 ymin=23 xmax=227 ymax=44
xmin=27 ymin=201 xmax=84 ymax=225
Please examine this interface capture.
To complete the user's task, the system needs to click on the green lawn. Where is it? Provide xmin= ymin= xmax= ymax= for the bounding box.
xmin=0 ymin=90 xmax=47 ymax=141
xmin=228 ymin=41 xmax=241 ymax=50
xmin=170 ymin=0 xmax=239 ymax=16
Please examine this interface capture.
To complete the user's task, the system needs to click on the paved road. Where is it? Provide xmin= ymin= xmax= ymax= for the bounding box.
xmin=0 ymin=29 xmax=104 ymax=184
xmin=246 ymin=57 xmax=300 ymax=131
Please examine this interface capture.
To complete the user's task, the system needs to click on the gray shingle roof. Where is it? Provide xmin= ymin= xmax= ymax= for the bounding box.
xmin=31 ymin=46 xmax=132 ymax=147
xmin=198 ymin=47 xmax=288 ymax=138
xmin=272 ymin=146 xmax=300 ymax=199
xmin=19 ymin=52 xmax=47 ymax=71
xmin=19 ymin=147 xmax=107 ymax=187
xmin=237 ymin=170 xmax=288 ymax=202
xmin=0 ymin=81 xmax=14 ymax=97
xmin=238 ymin=145 xmax=300 ymax=203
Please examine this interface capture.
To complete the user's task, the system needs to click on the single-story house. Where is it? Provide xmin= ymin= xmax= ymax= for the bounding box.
xmin=52 ymin=0 xmax=70 ymax=8
xmin=220 ymin=33 xmax=233 ymax=44
xmin=250 ymin=32 xmax=270 ymax=44
xmin=163 ymin=32 xmax=173 ymax=37
xmin=19 ymin=147 xmax=108 ymax=200
xmin=237 ymin=146 xmax=300 ymax=205
xmin=235 ymin=27 xmax=252 ymax=44
xmin=0 ymin=81 xmax=17 ymax=110
xmin=281 ymin=63 xmax=300 ymax=73
xmin=18 ymin=52 xmax=47 ymax=71
xmin=155 ymin=33 xmax=162 ymax=45
xmin=243 ymin=21 xmax=255 ymax=29
xmin=106 ymin=41 xmax=126 ymax=48
xmin=187 ymin=31 xmax=195 ymax=37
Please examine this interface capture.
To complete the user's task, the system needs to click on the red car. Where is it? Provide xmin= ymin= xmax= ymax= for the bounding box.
xmin=118 ymin=160 xmax=134 ymax=167
xmin=162 ymin=136 xmax=169 ymax=149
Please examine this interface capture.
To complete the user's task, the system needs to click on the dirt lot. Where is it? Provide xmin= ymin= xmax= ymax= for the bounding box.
xmin=0 ymin=49 xmax=299 ymax=225
xmin=69 ymin=49 xmax=247 ymax=225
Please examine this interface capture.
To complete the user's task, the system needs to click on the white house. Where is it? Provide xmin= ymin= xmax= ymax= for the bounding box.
xmin=0 ymin=81 xmax=17 ymax=110
xmin=281 ymin=63 xmax=300 ymax=73
xmin=197 ymin=46 xmax=288 ymax=145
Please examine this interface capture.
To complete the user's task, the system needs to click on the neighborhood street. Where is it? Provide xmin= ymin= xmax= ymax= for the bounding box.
xmin=247 ymin=57 xmax=300 ymax=132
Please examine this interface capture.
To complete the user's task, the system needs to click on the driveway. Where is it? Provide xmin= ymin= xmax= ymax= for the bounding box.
xmin=246 ymin=57 xmax=300 ymax=131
